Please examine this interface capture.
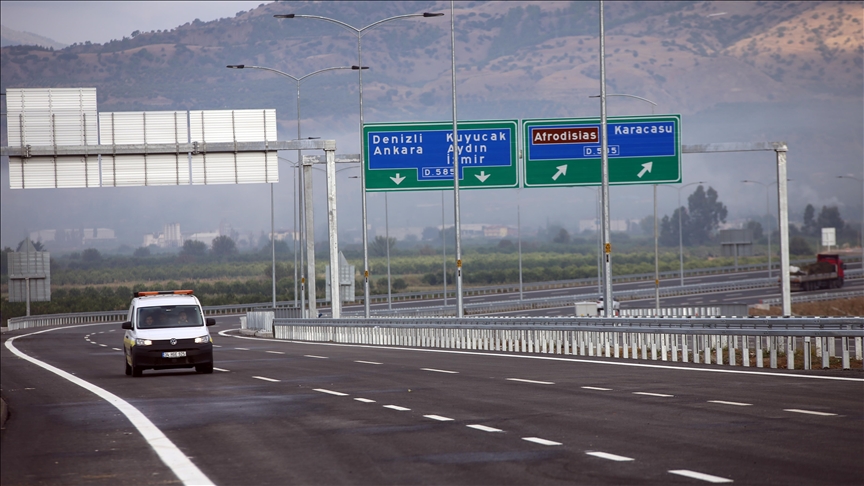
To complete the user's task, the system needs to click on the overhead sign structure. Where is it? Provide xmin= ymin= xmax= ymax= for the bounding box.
xmin=363 ymin=120 xmax=518 ymax=192
xmin=522 ymin=115 xmax=681 ymax=187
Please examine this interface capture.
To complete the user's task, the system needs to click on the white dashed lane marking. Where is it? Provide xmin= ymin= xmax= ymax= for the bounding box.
xmin=582 ymin=386 xmax=612 ymax=391
xmin=314 ymin=388 xmax=348 ymax=396
xmin=235 ymin=348 xmax=250 ymax=351
xmin=421 ymin=368 xmax=458 ymax=374
xmin=424 ymin=415 xmax=454 ymax=421
xmin=112 ymin=348 xmax=122 ymax=351
xmin=784 ymin=409 xmax=837 ymax=416
xmin=252 ymin=376 xmax=280 ymax=382
xmin=669 ymin=469 xmax=733 ymax=483
xmin=586 ymin=451 xmax=634 ymax=461
xmin=523 ymin=437 xmax=562 ymax=446
xmin=506 ymin=378 xmax=554 ymax=385
xmin=305 ymin=355 xmax=328 ymax=359
xmin=708 ymin=400 xmax=752 ymax=407
xmin=266 ymin=351 xmax=285 ymax=355
xmin=384 ymin=405 xmax=410 ymax=411
xmin=355 ymin=360 xmax=382 ymax=365
xmin=467 ymin=424 xmax=503 ymax=433
xmin=213 ymin=367 xmax=230 ymax=372
xmin=633 ymin=392 xmax=674 ymax=398
xmin=354 ymin=398 xmax=376 ymax=403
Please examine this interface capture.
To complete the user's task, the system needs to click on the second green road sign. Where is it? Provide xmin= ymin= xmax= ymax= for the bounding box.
xmin=363 ymin=120 xmax=518 ymax=192
xmin=522 ymin=115 xmax=681 ymax=187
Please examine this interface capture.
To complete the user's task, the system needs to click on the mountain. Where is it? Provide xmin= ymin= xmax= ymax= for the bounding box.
xmin=1 ymin=25 xmax=67 ymax=50
xmin=0 ymin=1 xmax=862 ymax=249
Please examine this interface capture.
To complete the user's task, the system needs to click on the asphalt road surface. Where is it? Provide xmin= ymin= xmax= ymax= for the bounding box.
xmin=3 ymin=318 xmax=862 ymax=485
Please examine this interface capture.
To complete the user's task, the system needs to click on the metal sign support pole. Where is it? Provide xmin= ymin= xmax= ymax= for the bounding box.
xmin=599 ymin=0 xmax=613 ymax=317
xmin=654 ymin=185 xmax=660 ymax=312
xmin=325 ymin=148 xmax=341 ymax=318
xmin=775 ymin=145 xmax=791 ymax=316
xmin=450 ymin=1 xmax=464 ymax=317
xmin=303 ymin=159 xmax=317 ymax=317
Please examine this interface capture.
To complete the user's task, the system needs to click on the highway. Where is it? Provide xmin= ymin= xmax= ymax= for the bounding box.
xmin=341 ymin=263 xmax=864 ymax=317
xmin=3 ymin=318 xmax=862 ymax=485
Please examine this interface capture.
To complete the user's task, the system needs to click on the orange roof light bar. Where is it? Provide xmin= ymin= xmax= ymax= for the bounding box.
xmin=134 ymin=290 xmax=195 ymax=297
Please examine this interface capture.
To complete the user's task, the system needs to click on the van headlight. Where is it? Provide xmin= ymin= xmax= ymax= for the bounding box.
xmin=194 ymin=335 xmax=211 ymax=344
xmin=135 ymin=338 xmax=153 ymax=346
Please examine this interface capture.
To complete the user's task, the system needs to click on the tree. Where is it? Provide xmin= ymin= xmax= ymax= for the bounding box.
xmin=659 ymin=207 xmax=690 ymax=246
xmin=552 ymin=228 xmax=571 ymax=244
xmin=81 ymin=248 xmax=101 ymax=262
xmin=211 ymin=235 xmax=237 ymax=257
xmin=816 ymin=206 xmax=844 ymax=233
xmin=497 ymin=239 xmax=515 ymax=251
xmin=133 ymin=246 xmax=151 ymax=257
xmin=422 ymin=226 xmax=440 ymax=241
xmin=789 ymin=236 xmax=813 ymax=255
xmin=802 ymin=204 xmax=817 ymax=236
xmin=370 ymin=236 xmax=396 ymax=257
xmin=180 ymin=239 xmax=208 ymax=257
xmin=639 ymin=215 xmax=655 ymax=236
xmin=686 ymin=185 xmax=727 ymax=245
xmin=745 ymin=221 xmax=764 ymax=242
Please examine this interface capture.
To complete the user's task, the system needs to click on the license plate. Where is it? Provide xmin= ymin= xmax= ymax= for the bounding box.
xmin=162 ymin=351 xmax=187 ymax=358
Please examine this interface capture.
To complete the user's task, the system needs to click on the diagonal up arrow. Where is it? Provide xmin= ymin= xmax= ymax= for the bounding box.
xmin=637 ymin=162 xmax=653 ymax=178
xmin=552 ymin=165 xmax=568 ymax=181
xmin=390 ymin=173 xmax=406 ymax=185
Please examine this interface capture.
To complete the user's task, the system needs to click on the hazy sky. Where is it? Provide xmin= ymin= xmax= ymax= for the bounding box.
xmin=1 ymin=1 xmax=265 ymax=46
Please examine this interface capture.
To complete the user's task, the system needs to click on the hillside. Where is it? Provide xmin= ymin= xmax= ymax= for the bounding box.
xmin=1 ymin=1 xmax=860 ymax=125
xmin=0 ymin=24 xmax=67 ymax=50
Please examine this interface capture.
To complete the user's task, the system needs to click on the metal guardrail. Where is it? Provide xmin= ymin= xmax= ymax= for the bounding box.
xmin=760 ymin=289 xmax=864 ymax=306
xmin=274 ymin=316 xmax=864 ymax=371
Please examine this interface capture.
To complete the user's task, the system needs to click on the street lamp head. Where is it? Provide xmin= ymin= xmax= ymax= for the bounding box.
xmin=306 ymin=137 xmax=321 ymax=140
xmin=226 ymin=65 xmax=245 ymax=69
xmin=351 ymin=65 xmax=370 ymax=70
xmin=274 ymin=14 xmax=295 ymax=19
xmin=423 ymin=12 xmax=445 ymax=17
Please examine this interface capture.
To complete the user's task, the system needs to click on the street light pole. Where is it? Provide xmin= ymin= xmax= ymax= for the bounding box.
xmin=227 ymin=64 xmax=360 ymax=317
xmin=276 ymin=11 xmax=444 ymax=319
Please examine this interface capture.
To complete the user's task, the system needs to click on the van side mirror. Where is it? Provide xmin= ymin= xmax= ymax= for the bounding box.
xmin=121 ymin=321 xmax=132 ymax=329
xmin=206 ymin=318 xmax=216 ymax=326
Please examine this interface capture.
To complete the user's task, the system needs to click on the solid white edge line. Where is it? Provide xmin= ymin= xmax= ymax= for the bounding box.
xmin=354 ymin=398 xmax=376 ymax=403
xmin=314 ymin=388 xmax=348 ymax=396
xmin=221 ymin=328 xmax=864 ymax=382
xmin=466 ymin=424 xmax=503 ymax=432
xmin=784 ymin=408 xmax=837 ymax=416
xmin=5 ymin=327 xmax=215 ymax=486
xmin=506 ymin=378 xmax=555 ymax=385
xmin=586 ymin=451 xmax=634 ymax=461
xmin=523 ymin=437 xmax=562 ymax=446
xmin=581 ymin=386 xmax=612 ymax=391
xmin=421 ymin=368 xmax=458 ymax=374
xmin=669 ymin=469 xmax=733 ymax=483
xmin=383 ymin=405 xmax=410 ymax=411
xmin=708 ymin=400 xmax=752 ymax=407
xmin=424 ymin=414 xmax=454 ymax=421
xmin=633 ymin=392 xmax=674 ymax=397
xmin=252 ymin=376 xmax=280 ymax=382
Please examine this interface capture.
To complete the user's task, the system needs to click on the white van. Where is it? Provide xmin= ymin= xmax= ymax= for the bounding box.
xmin=122 ymin=290 xmax=215 ymax=377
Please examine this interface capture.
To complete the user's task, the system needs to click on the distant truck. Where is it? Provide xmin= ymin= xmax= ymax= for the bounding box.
xmin=789 ymin=253 xmax=846 ymax=291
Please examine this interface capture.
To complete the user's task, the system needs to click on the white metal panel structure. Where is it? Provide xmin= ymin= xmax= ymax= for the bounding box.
xmin=8 ymin=242 xmax=51 ymax=302
xmin=6 ymin=88 xmax=99 ymax=189
xmin=100 ymin=111 xmax=190 ymax=186
xmin=189 ymin=109 xmax=277 ymax=185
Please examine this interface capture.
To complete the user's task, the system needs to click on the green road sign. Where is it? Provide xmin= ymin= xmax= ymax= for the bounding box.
xmin=522 ymin=115 xmax=681 ymax=187
xmin=363 ymin=120 xmax=518 ymax=192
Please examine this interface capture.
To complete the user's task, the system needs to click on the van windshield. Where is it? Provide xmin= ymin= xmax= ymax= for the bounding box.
xmin=137 ymin=305 xmax=203 ymax=328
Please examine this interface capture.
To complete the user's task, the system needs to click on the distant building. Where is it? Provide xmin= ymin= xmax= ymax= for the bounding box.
xmin=579 ymin=219 xmax=637 ymax=233
xmin=31 ymin=228 xmax=116 ymax=248
xmin=483 ymin=225 xmax=518 ymax=238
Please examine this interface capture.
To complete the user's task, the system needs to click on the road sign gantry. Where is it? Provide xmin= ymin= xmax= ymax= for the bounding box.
xmin=363 ymin=120 xmax=518 ymax=192
xmin=522 ymin=115 xmax=681 ymax=187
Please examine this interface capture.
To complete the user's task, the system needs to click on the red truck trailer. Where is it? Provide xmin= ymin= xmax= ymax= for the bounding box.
xmin=789 ymin=253 xmax=845 ymax=291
